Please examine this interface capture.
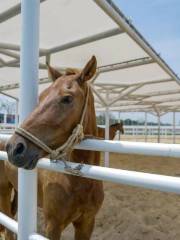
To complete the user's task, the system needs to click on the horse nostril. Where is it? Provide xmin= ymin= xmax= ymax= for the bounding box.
xmin=13 ymin=142 xmax=26 ymax=156
xmin=6 ymin=143 xmax=11 ymax=152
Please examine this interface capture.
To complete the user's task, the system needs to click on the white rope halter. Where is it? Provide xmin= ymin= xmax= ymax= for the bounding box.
xmin=15 ymin=85 xmax=90 ymax=174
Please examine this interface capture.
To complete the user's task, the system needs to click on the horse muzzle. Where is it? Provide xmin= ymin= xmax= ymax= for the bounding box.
xmin=6 ymin=134 xmax=40 ymax=170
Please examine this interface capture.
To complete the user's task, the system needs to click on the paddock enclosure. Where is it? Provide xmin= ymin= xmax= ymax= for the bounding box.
xmin=0 ymin=0 xmax=180 ymax=239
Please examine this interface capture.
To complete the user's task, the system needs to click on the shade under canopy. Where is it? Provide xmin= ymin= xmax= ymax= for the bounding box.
xmin=0 ymin=0 xmax=179 ymax=114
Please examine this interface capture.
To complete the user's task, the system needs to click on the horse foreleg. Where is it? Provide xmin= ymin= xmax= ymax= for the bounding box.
xmin=73 ymin=215 xmax=95 ymax=240
xmin=45 ymin=217 xmax=62 ymax=240
xmin=0 ymin=184 xmax=15 ymax=240
xmin=11 ymin=189 xmax=18 ymax=217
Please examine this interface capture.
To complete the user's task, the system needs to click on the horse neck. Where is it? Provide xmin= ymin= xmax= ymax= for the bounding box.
xmin=119 ymin=124 xmax=124 ymax=134
xmin=110 ymin=126 xmax=117 ymax=139
xmin=72 ymin=87 xmax=100 ymax=165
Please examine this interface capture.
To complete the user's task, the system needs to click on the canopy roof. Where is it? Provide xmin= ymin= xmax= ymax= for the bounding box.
xmin=0 ymin=0 xmax=179 ymax=114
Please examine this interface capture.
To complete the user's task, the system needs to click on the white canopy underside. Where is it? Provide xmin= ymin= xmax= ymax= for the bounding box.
xmin=0 ymin=0 xmax=179 ymax=114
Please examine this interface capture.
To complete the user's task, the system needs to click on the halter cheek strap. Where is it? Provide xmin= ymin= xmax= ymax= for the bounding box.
xmin=15 ymin=123 xmax=84 ymax=160
xmin=15 ymin=85 xmax=90 ymax=166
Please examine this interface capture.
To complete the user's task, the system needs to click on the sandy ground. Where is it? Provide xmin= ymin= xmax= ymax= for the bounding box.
xmin=36 ymin=152 xmax=180 ymax=240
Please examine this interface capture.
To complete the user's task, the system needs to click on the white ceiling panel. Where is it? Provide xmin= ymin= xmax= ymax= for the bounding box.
xmin=0 ymin=0 xmax=179 ymax=113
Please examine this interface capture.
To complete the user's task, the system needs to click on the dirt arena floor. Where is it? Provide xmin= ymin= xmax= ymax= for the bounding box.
xmin=37 ymin=151 xmax=180 ymax=240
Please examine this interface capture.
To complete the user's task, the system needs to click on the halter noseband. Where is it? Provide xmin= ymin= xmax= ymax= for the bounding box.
xmin=15 ymin=85 xmax=90 ymax=164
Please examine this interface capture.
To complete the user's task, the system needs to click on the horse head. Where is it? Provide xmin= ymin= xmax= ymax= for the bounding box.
xmin=6 ymin=56 xmax=97 ymax=169
xmin=110 ymin=122 xmax=124 ymax=135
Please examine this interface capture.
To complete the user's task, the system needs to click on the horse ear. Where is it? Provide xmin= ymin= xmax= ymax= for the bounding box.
xmin=78 ymin=56 xmax=97 ymax=84
xmin=47 ymin=63 xmax=63 ymax=82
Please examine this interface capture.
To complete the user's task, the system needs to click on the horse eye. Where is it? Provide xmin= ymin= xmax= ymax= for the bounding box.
xmin=61 ymin=95 xmax=73 ymax=104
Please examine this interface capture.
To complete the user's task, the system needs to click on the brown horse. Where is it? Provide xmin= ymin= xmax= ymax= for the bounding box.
xmin=4 ymin=56 xmax=104 ymax=240
xmin=0 ymin=141 xmax=17 ymax=240
xmin=97 ymin=122 xmax=124 ymax=140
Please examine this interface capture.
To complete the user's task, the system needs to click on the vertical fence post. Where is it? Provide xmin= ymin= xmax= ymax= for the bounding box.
xmin=15 ymin=100 xmax=19 ymax=128
xmin=157 ymin=113 xmax=161 ymax=143
xmin=118 ymin=111 xmax=121 ymax=140
xmin=4 ymin=114 xmax=7 ymax=124
xmin=145 ymin=112 xmax=147 ymax=142
xmin=173 ymin=112 xmax=176 ymax=144
xmin=18 ymin=1 xmax=40 ymax=239
xmin=104 ymin=107 xmax=109 ymax=167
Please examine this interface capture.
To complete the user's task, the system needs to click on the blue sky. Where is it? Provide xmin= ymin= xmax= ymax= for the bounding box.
xmin=113 ymin=0 xmax=180 ymax=124
xmin=114 ymin=0 xmax=180 ymax=76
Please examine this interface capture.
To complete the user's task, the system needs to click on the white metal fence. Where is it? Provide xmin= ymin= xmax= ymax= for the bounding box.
xmin=0 ymin=1 xmax=180 ymax=239
xmin=0 ymin=123 xmax=15 ymax=134
xmin=98 ymin=125 xmax=180 ymax=143
xmin=98 ymin=125 xmax=180 ymax=136
xmin=1 ymin=135 xmax=180 ymax=239
xmin=123 ymin=125 xmax=180 ymax=136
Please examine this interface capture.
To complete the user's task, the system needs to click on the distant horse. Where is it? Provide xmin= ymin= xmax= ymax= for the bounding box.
xmin=4 ymin=56 xmax=104 ymax=240
xmin=97 ymin=122 xmax=124 ymax=140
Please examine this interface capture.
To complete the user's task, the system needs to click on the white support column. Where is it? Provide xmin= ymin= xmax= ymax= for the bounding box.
xmin=173 ymin=112 xmax=176 ymax=144
xmin=118 ymin=111 xmax=121 ymax=140
xmin=104 ymin=107 xmax=109 ymax=167
xmin=145 ymin=112 xmax=147 ymax=142
xmin=15 ymin=100 xmax=19 ymax=127
xmin=18 ymin=1 xmax=40 ymax=240
xmin=4 ymin=113 xmax=7 ymax=124
xmin=134 ymin=112 xmax=137 ymax=141
xmin=157 ymin=113 xmax=161 ymax=143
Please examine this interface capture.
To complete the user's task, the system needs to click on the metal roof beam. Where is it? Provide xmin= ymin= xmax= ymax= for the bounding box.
xmin=93 ymin=78 xmax=173 ymax=88
xmin=0 ymin=58 xmax=5 ymax=65
xmin=0 ymin=77 xmax=51 ymax=92
xmin=95 ymin=85 xmax=120 ymax=91
xmin=156 ymin=97 xmax=180 ymax=104
xmin=91 ymin=86 xmax=107 ymax=107
xmin=134 ymin=97 xmax=180 ymax=108
xmin=108 ymin=84 xmax=144 ymax=106
xmin=99 ymin=89 xmax=127 ymax=94
xmin=2 ymin=62 xmax=47 ymax=69
xmin=0 ymin=49 xmax=20 ymax=59
xmin=0 ymin=83 xmax=19 ymax=91
xmin=0 ymin=3 xmax=21 ymax=24
xmin=0 ymin=59 xmax=19 ymax=68
xmin=0 ymin=91 xmax=18 ymax=101
xmin=0 ymin=76 xmax=174 ymax=95
xmin=47 ymin=28 xmax=124 ymax=55
xmin=0 ymin=50 xmax=20 ymax=68
xmin=0 ymin=43 xmax=47 ymax=56
xmin=96 ymin=107 xmax=152 ymax=112
xmin=91 ymin=57 xmax=154 ymax=83
xmin=108 ymin=102 xmax=139 ymax=107
xmin=0 ymin=43 xmax=21 ymax=51
xmin=0 ymin=0 xmax=47 ymax=24
xmin=94 ymin=83 xmax=129 ymax=88
xmin=138 ymin=78 xmax=174 ymax=86
xmin=98 ymin=57 xmax=154 ymax=73
xmin=140 ymin=89 xmax=180 ymax=98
